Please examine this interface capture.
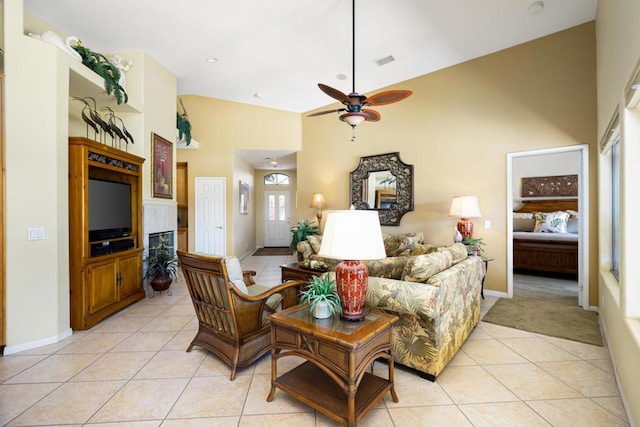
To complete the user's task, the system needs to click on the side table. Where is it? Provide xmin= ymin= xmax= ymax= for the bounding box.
xmin=267 ymin=305 xmax=399 ymax=426
xmin=280 ymin=263 xmax=325 ymax=283
xmin=479 ymin=256 xmax=493 ymax=299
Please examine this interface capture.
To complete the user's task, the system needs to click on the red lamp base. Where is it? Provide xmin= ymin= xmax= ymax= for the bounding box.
xmin=457 ymin=218 xmax=474 ymax=240
xmin=335 ymin=260 xmax=368 ymax=321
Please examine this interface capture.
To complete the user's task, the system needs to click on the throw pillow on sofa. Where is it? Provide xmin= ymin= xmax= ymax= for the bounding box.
xmin=438 ymin=243 xmax=468 ymax=264
xmin=401 ymin=251 xmax=453 ymax=283
xmin=366 ymin=256 xmax=408 ymax=280
xmin=306 ymin=234 xmax=323 ymax=253
xmin=383 ymin=232 xmax=425 ymax=257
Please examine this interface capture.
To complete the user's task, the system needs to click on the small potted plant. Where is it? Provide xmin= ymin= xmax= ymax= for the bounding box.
xmin=145 ymin=235 xmax=178 ymax=295
xmin=463 ymin=237 xmax=486 ymax=256
xmin=299 ymin=275 xmax=342 ymax=319
xmin=177 ymin=98 xmax=192 ymax=145
xmin=290 ymin=219 xmax=319 ymax=260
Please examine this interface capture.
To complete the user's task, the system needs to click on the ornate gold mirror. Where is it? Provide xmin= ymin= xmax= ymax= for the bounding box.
xmin=349 ymin=152 xmax=414 ymax=226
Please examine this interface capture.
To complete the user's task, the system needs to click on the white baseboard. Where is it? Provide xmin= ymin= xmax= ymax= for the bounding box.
xmin=483 ymin=289 xmax=508 ymax=299
xmin=4 ymin=328 xmax=73 ymax=355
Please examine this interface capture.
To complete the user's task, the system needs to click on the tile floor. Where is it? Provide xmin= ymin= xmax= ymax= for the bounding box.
xmin=0 ymin=254 xmax=630 ymax=426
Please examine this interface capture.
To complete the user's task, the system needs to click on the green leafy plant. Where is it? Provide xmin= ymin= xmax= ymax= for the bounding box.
xmin=144 ymin=235 xmax=178 ymax=281
xmin=177 ymin=98 xmax=192 ymax=144
xmin=290 ymin=219 xmax=318 ymax=251
xmin=72 ymin=41 xmax=128 ymax=104
xmin=299 ymin=275 xmax=342 ymax=317
xmin=463 ymin=237 xmax=485 ymax=255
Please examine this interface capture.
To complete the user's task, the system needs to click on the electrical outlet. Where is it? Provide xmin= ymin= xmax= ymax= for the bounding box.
xmin=28 ymin=227 xmax=46 ymax=240
xmin=484 ymin=220 xmax=491 ymax=229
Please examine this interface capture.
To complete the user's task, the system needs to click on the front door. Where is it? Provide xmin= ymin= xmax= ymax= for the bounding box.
xmin=195 ymin=177 xmax=226 ymax=255
xmin=263 ymin=190 xmax=291 ymax=247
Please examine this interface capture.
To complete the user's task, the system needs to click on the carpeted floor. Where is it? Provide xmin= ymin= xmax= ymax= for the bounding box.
xmin=482 ymin=274 xmax=603 ymax=346
xmin=252 ymin=247 xmax=293 ymax=256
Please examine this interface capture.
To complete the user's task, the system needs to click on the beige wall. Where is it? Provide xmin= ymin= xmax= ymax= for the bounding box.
xmin=176 ymin=95 xmax=301 ymax=255
xmin=596 ymin=0 xmax=640 ymax=423
xmin=298 ymin=22 xmax=597 ymax=301
xmin=3 ymin=1 xmax=177 ymax=352
xmin=234 ymin=154 xmax=256 ymax=258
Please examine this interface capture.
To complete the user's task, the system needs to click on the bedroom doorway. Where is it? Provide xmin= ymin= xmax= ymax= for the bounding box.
xmin=506 ymin=145 xmax=589 ymax=309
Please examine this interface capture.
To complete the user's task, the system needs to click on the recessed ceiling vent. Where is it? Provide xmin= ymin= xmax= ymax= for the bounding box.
xmin=374 ymin=55 xmax=395 ymax=67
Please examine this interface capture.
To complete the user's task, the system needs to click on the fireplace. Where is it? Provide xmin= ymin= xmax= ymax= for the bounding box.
xmin=148 ymin=231 xmax=175 ymax=258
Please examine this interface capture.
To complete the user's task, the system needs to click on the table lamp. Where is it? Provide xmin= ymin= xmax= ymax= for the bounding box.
xmin=309 ymin=192 xmax=327 ymax=231
xmin=318 ymin=210 xmax=386 ymax=320
xmin=449 ymin=196 xmax=482 ymax=240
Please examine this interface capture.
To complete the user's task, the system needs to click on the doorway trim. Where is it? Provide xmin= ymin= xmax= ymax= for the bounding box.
xmin=506 ymin=144 xmax=589 ymax=309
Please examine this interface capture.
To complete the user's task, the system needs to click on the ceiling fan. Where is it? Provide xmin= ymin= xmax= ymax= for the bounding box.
xmin=308 ymin=0 xmax=413 ymax=140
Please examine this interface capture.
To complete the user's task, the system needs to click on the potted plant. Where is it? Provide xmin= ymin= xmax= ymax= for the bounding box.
xmin=463 ymin=237 xmax=486 ymax=256
xmin=290 ymin=219 xmax=319 ymax=259
xmin=145 ymin=235 xmax=178 ymax=294
xmin=299 ymin=275 xmax=342 ymax=319
xmin=71 ymin=41 xmax=129 ymax=105
xmin=177 ymin=98 xmax=192 ymax=144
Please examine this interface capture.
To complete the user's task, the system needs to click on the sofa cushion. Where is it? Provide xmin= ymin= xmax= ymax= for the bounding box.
xmin=366 ymin=256 xmax=408 ymax=280
xmin=383 ymin=232 xmax=425 ymax=257
xmin=438 ymin=243 xmax=468 ymax=265
xmin=398 ymin=243 xmax=436 ymax=257
xmin=401 ymin=251 xmax=453 ymax=283
xmin=306 ymin=234 xmax=323 ymax=253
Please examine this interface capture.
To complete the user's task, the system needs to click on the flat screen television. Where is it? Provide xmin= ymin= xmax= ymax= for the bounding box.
xmin=88 ymin=179 xmax=132 ymax=240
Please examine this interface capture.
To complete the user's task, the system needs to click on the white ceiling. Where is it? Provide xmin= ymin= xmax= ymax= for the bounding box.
xmin=23 ymin=0 xmax=596 ymax=169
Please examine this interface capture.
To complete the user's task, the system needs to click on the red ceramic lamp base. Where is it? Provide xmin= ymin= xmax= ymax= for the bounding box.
xmin=335 ymin=260 xmax=368 ymax=321
xmin=457 ymin=218 xmax=474 ymax=240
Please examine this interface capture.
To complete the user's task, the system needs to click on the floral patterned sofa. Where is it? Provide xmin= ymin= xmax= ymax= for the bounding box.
xmin=320 ymin=240 xmax=484 ymax=381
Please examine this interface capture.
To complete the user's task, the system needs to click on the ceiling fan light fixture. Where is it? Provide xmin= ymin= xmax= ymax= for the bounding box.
xmin=340 ymin=112 xmax=367 ymax=127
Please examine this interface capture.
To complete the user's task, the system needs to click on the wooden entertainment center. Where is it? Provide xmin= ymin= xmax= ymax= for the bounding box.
xmin=68 ymin=137 xmax=145 ymax=330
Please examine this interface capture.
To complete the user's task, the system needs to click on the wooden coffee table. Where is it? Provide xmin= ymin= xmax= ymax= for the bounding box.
xmin=280 ymin=263 xmax=325 ymax=283
xmin=267 ymin=305 xmax=398 ymax=426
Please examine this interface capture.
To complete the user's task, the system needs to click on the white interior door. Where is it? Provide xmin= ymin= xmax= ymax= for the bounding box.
xmin=195 ymin=177 xmax=226 ymax=255
xmin=263 ymin=190 xmax=291 ymax=247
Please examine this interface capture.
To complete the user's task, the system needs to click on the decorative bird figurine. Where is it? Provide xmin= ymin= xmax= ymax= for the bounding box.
xmin=101 ymin=106 xmax=127 ymax=149
xmin=115 ymin=115 xmax=135 ymax=147
xmin=84 ymin=97 xmax=113 ymax=144
xmin=72 ymin=97 xmax=99 ymax=140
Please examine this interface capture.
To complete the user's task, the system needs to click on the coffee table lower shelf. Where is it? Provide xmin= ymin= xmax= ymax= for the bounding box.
xmin=272 ymin=361 xmax=392 ymax=425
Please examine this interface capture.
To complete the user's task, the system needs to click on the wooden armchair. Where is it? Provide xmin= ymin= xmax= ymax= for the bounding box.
xmin=177 ymin=251 xmax=303 ymax=380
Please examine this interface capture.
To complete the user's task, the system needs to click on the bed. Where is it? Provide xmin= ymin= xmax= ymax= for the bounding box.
xmin=512 ymin=198 xmax=579 ymax=278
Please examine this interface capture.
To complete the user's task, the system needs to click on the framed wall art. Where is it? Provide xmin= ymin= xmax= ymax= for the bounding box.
xmin=239 ymin=181 xmax=249 ymax=214
xmin=152 ymin=132 xmax=173 ymax=199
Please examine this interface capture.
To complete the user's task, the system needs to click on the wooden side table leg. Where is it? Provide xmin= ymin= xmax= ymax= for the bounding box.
xmin=388 ymin=357 xmax=399 ymax=403
xmin=347 ymin=389 xmax=356 ymax=427
xmin=267 ymin=350 xmax=279 ymax=402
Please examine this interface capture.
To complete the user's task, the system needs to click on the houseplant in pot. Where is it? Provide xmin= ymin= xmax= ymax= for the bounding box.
xmin=463 ymin=237 xmax=485 ymax=256
xmin=145 ymin=235 xmax=178 ymax=296
xmin=299 ymin=275 xmax=342 ymax=319
xmin=290 ymin=219 xmax=319 ymax=261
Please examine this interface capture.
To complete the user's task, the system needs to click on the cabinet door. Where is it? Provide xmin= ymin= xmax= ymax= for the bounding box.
xmin=177 ymin=228 xmax=188 ymax=252
xmin=118 ymin=252 xmax=142 ymax=299
xmin=176 ymin=163 xmax=188 ymax=207
xmin=86 ymin=259 xmax=119 ymax=314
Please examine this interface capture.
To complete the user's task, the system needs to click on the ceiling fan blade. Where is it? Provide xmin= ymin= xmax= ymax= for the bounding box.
xmin=363 ymin=109 xmax=381 ymax=122
xmin=318 ymin=83 xmax=351 ymax=104
xmin=308 ymin=108 xmax=347 ymax=117
xmin=365 ymin=90 xmax=413 ymax=106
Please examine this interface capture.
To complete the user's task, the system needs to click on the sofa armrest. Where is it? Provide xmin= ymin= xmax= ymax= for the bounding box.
xmin=366 ymin=276 xmax=440 ymax=319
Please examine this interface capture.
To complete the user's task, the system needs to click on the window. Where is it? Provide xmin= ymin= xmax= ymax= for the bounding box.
xmin=264 ymin=173 xmax=290 ymax=185
xmin=610 ymin=136 xmax=620 ymax=280
xmin=600 ymin=111 xmax=620 ymax=282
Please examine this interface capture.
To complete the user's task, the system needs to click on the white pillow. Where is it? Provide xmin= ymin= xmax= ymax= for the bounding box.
xmin=513 ymin=212 xmax=534 ymax=219
xmin=225 ymin=256 xmax=248 ymax=294
xmin=533 ymin=211 xmax=570 ymax=233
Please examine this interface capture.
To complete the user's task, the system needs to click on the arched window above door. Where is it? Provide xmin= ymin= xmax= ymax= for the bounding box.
xmin=264 ymin=173 xmax=290 ymax=185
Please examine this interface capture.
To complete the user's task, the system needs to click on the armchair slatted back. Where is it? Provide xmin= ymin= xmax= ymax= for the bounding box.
xmin=177 ymin=250 xmax=302 ymax=380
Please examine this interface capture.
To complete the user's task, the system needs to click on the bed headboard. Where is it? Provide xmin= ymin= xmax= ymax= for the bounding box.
xmin=515 ymin=199 xmax=578 ymax=213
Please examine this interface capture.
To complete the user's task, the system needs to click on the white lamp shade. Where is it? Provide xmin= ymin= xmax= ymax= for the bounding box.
xmin=449 ymin=196 xmax=482 ymax=218
xmin=318 ymin=210 xmax=386 ymax=260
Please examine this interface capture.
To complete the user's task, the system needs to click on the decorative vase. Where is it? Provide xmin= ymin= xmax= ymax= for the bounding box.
xmin=312 ymin=301 xmax=332 ymax=319
xmin=150 ymin=275 xmax=172 ymax=292
xmin=335 ymin=260 xmax=368 ymax=321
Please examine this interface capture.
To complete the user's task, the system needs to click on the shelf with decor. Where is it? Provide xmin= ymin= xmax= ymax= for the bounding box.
xmin=68 ymin=56 xmax=143 ymax=113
